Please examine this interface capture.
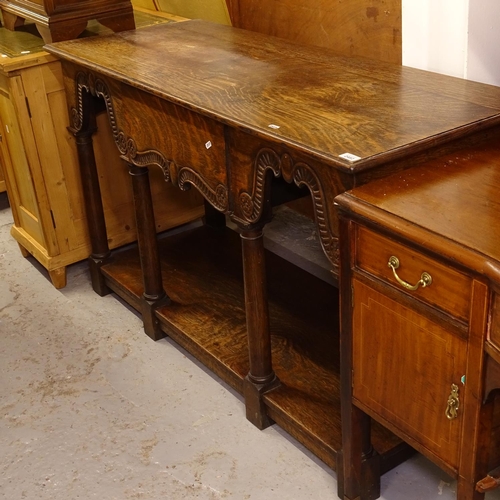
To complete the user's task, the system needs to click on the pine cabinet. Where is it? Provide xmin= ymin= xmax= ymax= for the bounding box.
xmin=0 ymin=30 xmax=204 ymax=288
xmin=0 ymin=152 xmax=6 ymax=192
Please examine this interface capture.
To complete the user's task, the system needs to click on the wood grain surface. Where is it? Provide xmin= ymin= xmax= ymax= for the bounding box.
xmin=335 ymin=131 xmax=500 ymax=284
xmin=46 ymin=20 xmax=500 ymax=172
xmin=226 ymin=0 xmax=402 ymax=64
xmin=100 ymin=224 xmax=404 ymax=469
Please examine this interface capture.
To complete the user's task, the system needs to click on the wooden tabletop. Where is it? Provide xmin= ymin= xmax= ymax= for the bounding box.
xmin=45 ymin=20 xmax=500 ymax=172
xmin=335 ymin=131 xmax=500 ymax=283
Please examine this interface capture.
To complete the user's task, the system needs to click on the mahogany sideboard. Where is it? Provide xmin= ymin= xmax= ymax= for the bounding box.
xmin=45 ymin=20 xmax=500 ymax=496
xmin=336 ymin=133 xmax=500 ymax=499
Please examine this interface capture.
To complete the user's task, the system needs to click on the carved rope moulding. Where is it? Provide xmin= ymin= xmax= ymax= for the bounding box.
xmin=70 ymin=71 xmax=337 ymax=265
xmin=238 ymin=148 xmax=338 ymax=267
xmin=70 ymin=70 xmax=228 ymax=212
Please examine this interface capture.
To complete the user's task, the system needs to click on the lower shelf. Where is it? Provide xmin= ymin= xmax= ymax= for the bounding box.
xmin=100 ymin=224 xmax=409 ymax=471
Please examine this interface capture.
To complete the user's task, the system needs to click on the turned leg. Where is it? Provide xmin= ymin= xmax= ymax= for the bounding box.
xmin=240 ymin=226 xmax=280 ymax=430
xmin=75 ymin=130 xmax=111 ymax=296
xmin=49 ymin=267 xmax=67 ymax=289
xmin=129 ymin=164 xmax=170 ymax=341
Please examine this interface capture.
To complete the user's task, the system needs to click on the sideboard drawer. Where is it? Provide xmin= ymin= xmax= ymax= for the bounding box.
xmin=355 ymin=226 xmax=472 ymax=323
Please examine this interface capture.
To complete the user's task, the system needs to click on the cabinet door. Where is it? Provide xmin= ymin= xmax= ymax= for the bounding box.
xmin=0 ymin=148 xmax=6 ymax=192
xmin=352 ymin=278 xmax=467 ymax=470
xmin=0 ymin=88 xmax=48 ymax=249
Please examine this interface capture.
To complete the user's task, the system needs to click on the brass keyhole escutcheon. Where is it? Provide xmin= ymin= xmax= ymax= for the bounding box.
xmin=445 ymin=384 xmax=459 ymax=420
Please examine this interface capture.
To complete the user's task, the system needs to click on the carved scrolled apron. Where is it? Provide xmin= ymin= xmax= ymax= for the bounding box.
xmin=233 ymin=148 xmax=339 ymax=272
xmin=69 ymin=70 xmax=230 ymax=339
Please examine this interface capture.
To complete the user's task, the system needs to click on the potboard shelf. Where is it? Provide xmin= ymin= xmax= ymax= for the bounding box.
xmin=100 ymin=224 xmax=408 ymax=470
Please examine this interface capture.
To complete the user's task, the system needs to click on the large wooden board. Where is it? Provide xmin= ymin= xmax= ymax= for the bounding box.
xmin=226 ymin=0 xmax=402 ymax=64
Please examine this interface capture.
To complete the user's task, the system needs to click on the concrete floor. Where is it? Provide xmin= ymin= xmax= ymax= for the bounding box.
xmin=1 ymin=191 xmax=499 ymax=500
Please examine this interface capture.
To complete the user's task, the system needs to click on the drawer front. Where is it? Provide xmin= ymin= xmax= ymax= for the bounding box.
xmin=356 ymin=226 xmax=472 ymax=322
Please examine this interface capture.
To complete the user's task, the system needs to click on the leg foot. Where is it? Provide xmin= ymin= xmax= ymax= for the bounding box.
xmin=17 ymin=243 xmax=29 ymax=258
xmin=36 ymin=20 xmax=88 ymax=43
xmin=49 ymin=267 xmax=67 ymax=289
xmin=338 ymin=447 xmax=381 ymax=500
xmin=360 ymin=449 xmax=381 ymax=500
xmin=1 ymin=10 xmax=25 ymax=30
xmin=141 ymin=294 xmax=170 ymax=341
xmin=88 ymin=255 xmax=111 ymax=296
xmin=243 ymin=374 xmax=279 ymax=430
xmin=458 ymin=476 xmax=486 ymax=500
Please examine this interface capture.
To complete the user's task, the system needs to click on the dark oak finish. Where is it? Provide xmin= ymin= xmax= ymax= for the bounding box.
xmin=337 ymin=132 xmax=500 ymax=499
xmin=45 ymin=20 xmax=500 ymax=495
xmin=99 ymin=224 xmax=404 ymax=470
xmin=128 ymin=163 xmax=170 ymax=340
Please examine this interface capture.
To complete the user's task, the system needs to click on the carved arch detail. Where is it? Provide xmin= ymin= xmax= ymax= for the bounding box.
xmin=239 ymin=148 xmax=282 ymax=222
xmin=71 ymin=71 xmax=229 ymax=212
xmin=178 ymin=167 xmax=228 ymax=212
xmin=291 ymin=163 xmax=338 ymax=267
xmin=71 ymin=71 xmax=171 ymax=182
xmin=238 ymin=147 xmax=338 ymax=268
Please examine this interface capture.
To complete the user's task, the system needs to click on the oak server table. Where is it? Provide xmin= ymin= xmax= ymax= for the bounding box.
xmin=45 ymin=20 xmax=500 ymax=496
xmin=336 ymin=133 xmax=500 ymax=499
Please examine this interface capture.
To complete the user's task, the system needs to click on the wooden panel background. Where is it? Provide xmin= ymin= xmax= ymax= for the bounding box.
xmin=226 ymin=0 xmax=401 ymax=64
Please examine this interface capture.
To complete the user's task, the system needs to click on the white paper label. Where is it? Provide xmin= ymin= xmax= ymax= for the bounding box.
xmin=205 ymin=141 xmax=212 ymax=149
xmin=339 ymin=152 xmax=362 ymax=162
xmin=268 ymin=124 xmax=280 ymax=129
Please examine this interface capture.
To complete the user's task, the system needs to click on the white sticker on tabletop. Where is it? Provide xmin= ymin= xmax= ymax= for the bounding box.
xmin=339 ymin=152 xmax=362 ymax=162
xmin=268 ymin=124 xmax=280 ymax=129
xmin=205 ymin=141 xmax=212 ymax=150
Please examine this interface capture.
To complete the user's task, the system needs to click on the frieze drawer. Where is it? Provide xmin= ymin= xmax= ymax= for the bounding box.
xmin=355 ymin=225 xmax=472 ymax=323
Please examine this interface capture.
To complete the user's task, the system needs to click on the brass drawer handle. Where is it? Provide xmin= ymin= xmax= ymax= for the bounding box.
xmin=445 ymin=384 xmax=459 ymax=420
xmin=387 ymin=256 xmax=432 ymax=291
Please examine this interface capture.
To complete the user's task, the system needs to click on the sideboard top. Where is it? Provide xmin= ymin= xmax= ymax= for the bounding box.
xmin=46 ymin=20 xmax=500 ymax=172
xmin=336 ymin=131 xmax=500 ymax=284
